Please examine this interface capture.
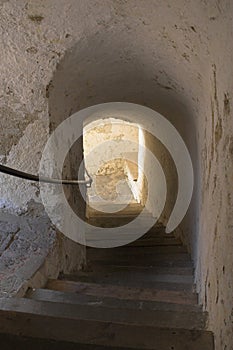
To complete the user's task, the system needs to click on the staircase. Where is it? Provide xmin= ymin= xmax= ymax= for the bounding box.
xmin=0 ymin=212 xmax=214 ymax=349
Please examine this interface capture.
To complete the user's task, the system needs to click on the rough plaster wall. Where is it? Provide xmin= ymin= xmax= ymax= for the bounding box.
xmin=194 ymin=9 xmax=233 ymax=349
xmin=142 ymin=130 xmax=178 ymax=226
xmin=46 ymin=0 xmax=199 ymax=256
xmin=0 ymin=0 xmax=90 ymax=269
xmin=0 ymin=1 xmax=232 ymax=348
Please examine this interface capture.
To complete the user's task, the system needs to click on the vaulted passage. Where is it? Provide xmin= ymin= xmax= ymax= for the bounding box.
xmin=0 ymin=1 xmax=232 ymax=350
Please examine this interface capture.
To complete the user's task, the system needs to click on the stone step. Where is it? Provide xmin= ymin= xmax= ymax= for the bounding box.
xmin=46 ymin=279 xmax=198 ymax=305
xmin=0 ymin=297 xmax=214 ymax=350
xmin=26 ymin=289 xmax=207 ymax=330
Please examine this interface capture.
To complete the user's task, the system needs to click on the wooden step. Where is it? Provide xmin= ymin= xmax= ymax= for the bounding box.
xmin=0 ymin=333 xmax=139 ymax=350
xmin=129 ymin=237 xmax=183 ymax=247
xmin=88 ymin=252 xmax=192 ymax=266
xmin=87 ymin=217 xmax=140 ymax=228
xmin=82 ymin=264 xmax=194 ymax=276
xmin=84 ymin=228 xmax=182 ymax=247
xmin=84 ymin=231 xmax=175 ymax=247
xmin=59 ymin=271 xmax=193 ymax=289
xmin=87 ymin=203 xmax=145 ymax=217
xmin=26 ymin=289 xmax=206 ymax=330
xmin=27 ymin=288 xmax=202 ymax=313
xmin=87 ymin=247 xmax=192 ymax=271
xmin=129 ymin=233 xmax=182 ymax=246
xmin=139 ymin=232 xmax=178 ymax=241
xmin=88 ymin=256 xmax=193 ymax=268
xmin=127 ymin=245 xmax=187 ymax=254
xmin=88 ymin=245 xmax=188 ymax=255
xmin=0 ymin=297 xmax=214 ymax=349
xmin=46 ymin=279 xmax=198 ymax=305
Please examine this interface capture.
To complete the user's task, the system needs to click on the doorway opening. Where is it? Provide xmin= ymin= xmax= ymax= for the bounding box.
xmin=83 ymin=118 xmax=147 ymax=219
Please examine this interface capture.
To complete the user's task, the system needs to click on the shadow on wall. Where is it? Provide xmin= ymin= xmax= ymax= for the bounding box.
xmin=47 ymin=30 xmax=198 ymax=248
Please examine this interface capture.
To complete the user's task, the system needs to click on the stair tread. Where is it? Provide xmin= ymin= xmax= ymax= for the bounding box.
xmin=0 ymin=297 xmax=214 ymax=349
xmin=84 ymin=228 xmax=182 ymax=247
xmin=46 ymin=279 xmax=198 ymax=305
xmin=89 ymin=258 xmax=193 ymax=268
xmin=88 ymin=245 xmax=188 ymax=254
xmin=88 ymin=253 xmax=191 ymax=260
xmin=85 ymin=232 xmax=181 ymax=248
xmin=25 ymin=289 xmax=206 ymax=330
xmin=128 ymin=238 xmax=183 ymax=246
xmin=0 ymin=333 xmax=134 ymax=350
xmin=59 ymin=270 xmax=193 ymax=290
xmin=28 ymin=288 xmax=202 ymax=313
xmin=81 ymin=264 xmax=194 ymax=275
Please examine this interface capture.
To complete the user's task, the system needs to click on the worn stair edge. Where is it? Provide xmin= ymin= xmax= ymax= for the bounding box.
xmin=84 ymin=229 xmax=173 ymax=237
xmin=0 ymin=333 xmax=134 ymax=350
xmin=128 ymin=239 xmax=182 ymax=247
xmin=24 ymin=290 xmax=206 ymax=330
xmin=87 ymin=251 xmax=191 ymax=262
xmin=88 ymin=245 xmax=188 ymax=254
xmin=60 ymin=271 xmax=194 ymax=285
xmin=46 ymin=279 xmax=198 ymax=305
xmin=80 ymin=264 xmax=194 ymax=276
xmin=0 ymin=297 xmax=214 ymax=350
xmin=27 ymin=288 xmax=204 ymax=313
xmin=58 ymin=275 xmax=193 ymax=292
xmin=85 ymin=233 xmax=182 ymax=245
xmin=128 ymin=245 xmax=187 ymax=253
xmin=89 ymin=259 xmax=193 ymax=268
xmin=87 ymin=237 xmax=183 ymax=247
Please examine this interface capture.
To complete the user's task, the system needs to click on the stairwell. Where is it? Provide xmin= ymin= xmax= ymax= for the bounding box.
xmin=0 ymin=206 xmax=214 ymax=349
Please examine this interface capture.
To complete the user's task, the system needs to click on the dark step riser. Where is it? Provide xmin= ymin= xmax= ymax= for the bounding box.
xmin=0 ymin=333 xmax=134 ymax=350
xmin=63 ymin=272 xmax=193 ymax=285
xmin=88 ymin=252 xmax=190 ymax=260
xmin=61 ymin=277 xmax=193 ymax=291
xmin=88 ymin=246 xmax=188 ymax=254
xmin=46 ymin=280 xmax=197 ymax=305
xmin=0 ymin=308 xmax=214 ymax=350
xmin=90 ymin=259 xmax=193 ymax=268
xmin=82 ymin=265 xmax=194 ymax=276
xmin=27 ymin=290 xmax=206 ymax=330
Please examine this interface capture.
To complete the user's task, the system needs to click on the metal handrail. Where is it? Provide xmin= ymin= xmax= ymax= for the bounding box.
xmin=0 ymin=164 xmax=92 ymax=187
